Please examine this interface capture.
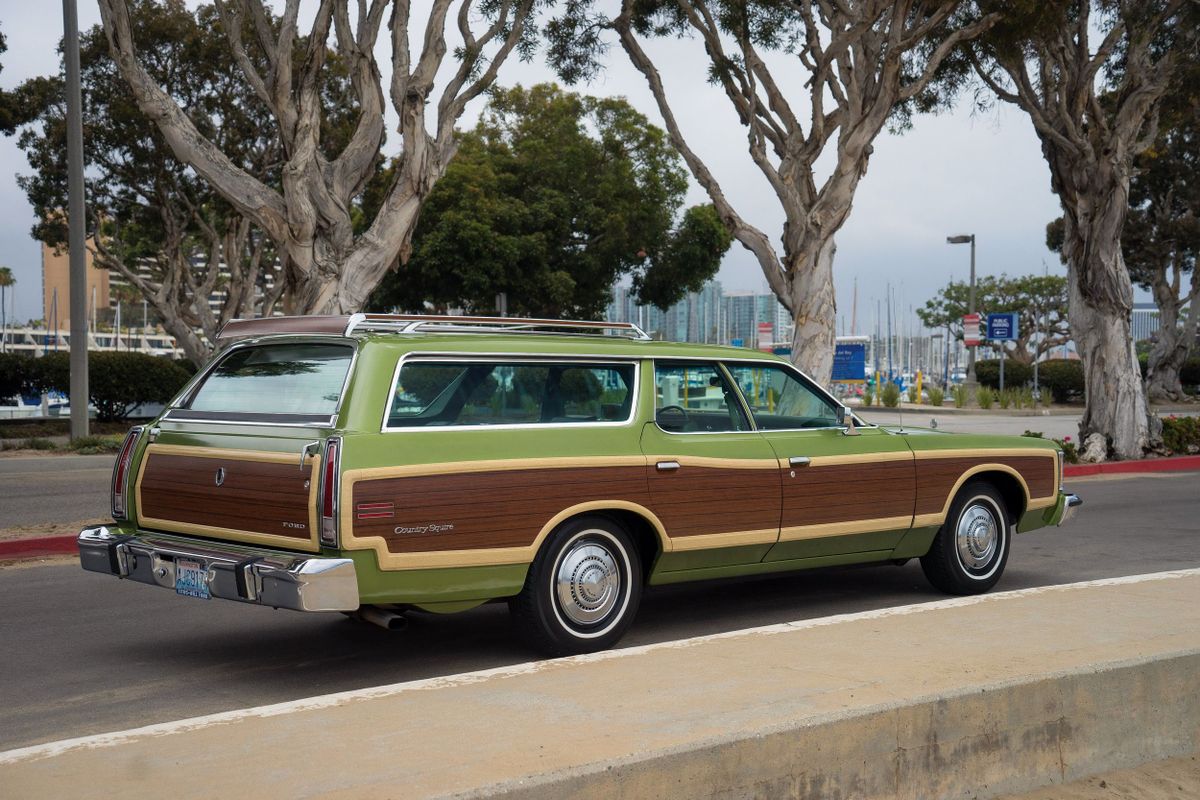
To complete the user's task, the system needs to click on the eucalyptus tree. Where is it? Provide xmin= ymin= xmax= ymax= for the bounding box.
xmin=969 ymin=0 xmax=1195 ymax=459
xmin=13 ymin=2 xmax=281 ymax=365
xmin=97 ymin=0 xmax=544 ymax=316
xmin=546 ymin=1 xmax=998 ymax=383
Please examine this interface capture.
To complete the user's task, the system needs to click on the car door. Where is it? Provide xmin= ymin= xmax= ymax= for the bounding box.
xmin=639 ymin=360 xmax=782 ymax=571
xmin=723 ymin=360 xmax=915 ymax=563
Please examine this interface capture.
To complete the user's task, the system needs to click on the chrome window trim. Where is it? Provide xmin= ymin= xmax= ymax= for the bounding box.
xmin=649 ymin=359 xmax=755 ymax=437
xmin=379 ymin=352 xmax=642 ymax=434
xmin=166 ymin=337 xmax=359 ymax=428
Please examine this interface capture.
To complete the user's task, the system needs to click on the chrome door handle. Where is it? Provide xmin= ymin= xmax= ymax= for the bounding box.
xmin=789 ymin=457 xmax=811 ymax=467
xmin=656 ymin=460 xmax=681 ymax=472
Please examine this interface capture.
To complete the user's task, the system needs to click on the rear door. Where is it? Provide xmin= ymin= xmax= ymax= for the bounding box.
xmin=133 ymin=340 xmax=355 ymax=553
xmin=639 ymin=360 xmax=781 ymax=570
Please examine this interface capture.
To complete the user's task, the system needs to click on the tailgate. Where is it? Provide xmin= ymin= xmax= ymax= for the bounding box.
xmin=136 ymin=443 xmax=320 ymax=553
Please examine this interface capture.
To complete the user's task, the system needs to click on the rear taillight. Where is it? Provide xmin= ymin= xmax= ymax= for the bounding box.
xmin=319 ymin=437 xmax=341 ymax=547
xmin=111 ymin=426 xmax=143 ymax=520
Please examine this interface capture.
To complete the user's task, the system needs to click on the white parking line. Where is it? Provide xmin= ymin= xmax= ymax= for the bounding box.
xmin=3 ymin=567 xmax=1198 ymax=766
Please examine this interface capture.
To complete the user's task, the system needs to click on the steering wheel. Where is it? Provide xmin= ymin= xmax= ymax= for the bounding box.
xmin=657 ymin=404 xmax=690 ymax=431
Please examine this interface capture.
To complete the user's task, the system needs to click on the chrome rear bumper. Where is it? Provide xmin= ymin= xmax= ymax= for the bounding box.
xmin=78 ymin=526 xmax=359 ymax=612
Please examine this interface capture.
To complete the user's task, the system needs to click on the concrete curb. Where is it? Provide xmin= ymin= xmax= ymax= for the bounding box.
xmin=1064 ymin=454 xmax=1200 ymax=477
xmin=3 ymin=571 xmax=1198 ymax=799
xmin=0 ymin=535 xmax=77 ymax=560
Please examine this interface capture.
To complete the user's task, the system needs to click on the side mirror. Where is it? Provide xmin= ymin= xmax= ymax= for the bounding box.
xmin=836 ymin=405 xmax=846 ymax=426
xmin=839 ymin=404 xmax=861 ymax=436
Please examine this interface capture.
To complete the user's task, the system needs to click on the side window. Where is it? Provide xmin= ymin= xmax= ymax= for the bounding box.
xmin=725 ymin=362 xmax=840 ymax=430
xmin=387 ymin=360 xmax=634 ymax=428
xmin=653 ymin=362 xmax=750 ymax=433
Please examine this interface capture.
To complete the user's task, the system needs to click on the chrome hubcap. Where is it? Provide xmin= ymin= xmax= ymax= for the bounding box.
xmin=555 ymin=538 xmax=621 ymax=627
xmin=956 ymin=503 xmax=999 ymax=570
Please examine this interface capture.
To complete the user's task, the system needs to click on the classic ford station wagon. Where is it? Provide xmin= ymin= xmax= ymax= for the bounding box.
xmin=80 ymin=314 xmax=1081 ymax=654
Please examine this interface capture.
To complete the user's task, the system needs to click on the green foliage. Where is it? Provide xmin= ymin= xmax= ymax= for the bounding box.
xmin=33 ymin=352 xmax=190 ymax=421
xmin=880 ymin=382 xmax=900 ymax=408
xmin=977 ymin=387 xmax=995 ymax=409
xmin=862 ymin=386 xmax=874 ymax=407
xmin=997 ymin=388 xmax=1013 ymax=409
xmin=1162 ymin=416 xmax=1200 ymax=455
xmin=906 ymin=383 xmax=919 ymax=404
xmin=917 ymin=274 xmax=1069 ymax=364
xmin=1038 ymin=359 xmax=1085 ymax=404
xmin=1182 ymin=358 xmax=1200 ymax=389
xmin=952 ymin=385 xmax=967 ymax=408
xmin=927 ymin=386 xmax=944 ymax=407
xmin=368 ymin=84 xmax=731 ymax=318
xmin=67 ymin=435 xmax=124 ymax=454
xmin=0 ymin=437 xmax=57 ymax=452
xmin=1020 ymin=387 xmax=1036 ymax=409
xmin=0 ymin=353 xmax=36 ymax=400
xmin=974 ymin=359 xmax=1034 ymax=390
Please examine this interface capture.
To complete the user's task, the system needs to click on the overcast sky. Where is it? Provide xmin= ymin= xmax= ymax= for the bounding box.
xmin=0 ymin=1 xmax=1080 ymax=337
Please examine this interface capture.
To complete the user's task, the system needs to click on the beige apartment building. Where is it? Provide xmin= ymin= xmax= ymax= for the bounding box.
xmin=40 ymin=239 xmax=110 ymax=328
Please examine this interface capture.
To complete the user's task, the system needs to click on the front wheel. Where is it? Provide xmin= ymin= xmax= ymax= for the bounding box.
xmin=920 ymin=482 xmax=1011 ymax=595
xmin=511 ymin=516 xmax=642 ymax=656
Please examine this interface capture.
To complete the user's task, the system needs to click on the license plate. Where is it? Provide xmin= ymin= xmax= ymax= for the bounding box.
xmin=175 ymin=558 xmax=210 ymax=600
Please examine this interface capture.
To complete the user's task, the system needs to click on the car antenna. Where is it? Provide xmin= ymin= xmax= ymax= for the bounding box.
xmin=897 ymin=379 xmax=904 ymax=432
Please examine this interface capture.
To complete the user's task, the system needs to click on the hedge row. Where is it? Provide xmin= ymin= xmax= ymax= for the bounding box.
xmin=975 ymin=358 xmax=1084 ymax=403
xmin=0 ymin=352 xmax=191 ymax=421
xmin=1137 ymin=354 xmax=1200 ymax=386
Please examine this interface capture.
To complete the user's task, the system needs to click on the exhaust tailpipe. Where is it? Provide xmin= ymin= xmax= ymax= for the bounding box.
xmin=357 ymin=606 xmax=408 ymax=631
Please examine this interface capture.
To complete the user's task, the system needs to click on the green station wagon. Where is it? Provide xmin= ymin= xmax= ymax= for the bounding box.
xmin=79 ymin=314 xmax=1081 ymax=654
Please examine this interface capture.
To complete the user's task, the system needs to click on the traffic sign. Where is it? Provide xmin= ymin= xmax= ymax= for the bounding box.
xmin=962 ymin=313 xmax=982 ymax=347
xmin=987 ymin=312 xmax=1019 ymax=341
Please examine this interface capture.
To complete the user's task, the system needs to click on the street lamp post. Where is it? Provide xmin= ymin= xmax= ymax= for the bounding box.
xmin=946 ymin=234 xmax=977 ymax=400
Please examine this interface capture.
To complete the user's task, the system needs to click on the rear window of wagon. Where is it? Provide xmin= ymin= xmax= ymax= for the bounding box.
xmin=172 ymin=343 xmax=354 ymax=424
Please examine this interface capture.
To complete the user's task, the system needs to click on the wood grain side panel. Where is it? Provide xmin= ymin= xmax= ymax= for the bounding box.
xmin=781 ymin=461 xmax=915 ymax=528
xmin=352 ymin=465 xmax=651 ymax=554
xmin=915 ymin=456 xmax=1056 ymax=516
xmin=139 ymin=453 xmax=314 ymax=540
xmin=648 ymin=466 xmax=780 ymax=539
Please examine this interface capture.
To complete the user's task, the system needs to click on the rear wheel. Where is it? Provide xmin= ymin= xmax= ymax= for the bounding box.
xmin=921 ymin=481 xmax=1011 ymax=595
xmin=511 ymin=515 xmax=642 ymax=656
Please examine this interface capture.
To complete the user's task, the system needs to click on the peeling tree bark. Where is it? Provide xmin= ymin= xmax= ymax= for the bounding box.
xmin=614 ymin=1 xmax=997 ymax=385
xmin=1145 ymin=261 xmax=1200 ymax=402
xmin=96 ymin=0 xmax=534 ymax=316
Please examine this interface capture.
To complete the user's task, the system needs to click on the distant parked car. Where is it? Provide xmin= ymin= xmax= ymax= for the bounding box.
xmin=80 ymin=315 xmax=1081 ymax=655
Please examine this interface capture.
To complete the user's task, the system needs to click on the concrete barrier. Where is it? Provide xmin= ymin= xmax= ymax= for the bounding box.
xmin=4 ymin=570 xmax=1199 ymax=800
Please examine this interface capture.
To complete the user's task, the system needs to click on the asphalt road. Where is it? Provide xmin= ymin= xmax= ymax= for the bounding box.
xmin=1 ymin=471 xmax=1197 ymax=752
xmin=0 ymin=454 xmax=114 ymax=528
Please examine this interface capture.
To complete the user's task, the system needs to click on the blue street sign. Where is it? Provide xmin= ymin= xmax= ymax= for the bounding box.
xmin=831 ymin=342 xmax=867 ymax=382
xmin=986 ymin=312 xmax=1019 ymax=341
xmin=730 ymin=338 xmax=744 ymax=348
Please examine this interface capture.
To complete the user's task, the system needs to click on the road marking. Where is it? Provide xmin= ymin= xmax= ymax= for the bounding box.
xmin=3 ymin=567 xmax=1198 ymax=766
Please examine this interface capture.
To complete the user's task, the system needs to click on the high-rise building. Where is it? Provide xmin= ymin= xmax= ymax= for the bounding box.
xmin=606 ymin=281 xmax=792 ymax=349
xmin=41 ymin=239 xmax=109 ymax=329
xmin=1131 ymin=302 xmax=1160 ymax=342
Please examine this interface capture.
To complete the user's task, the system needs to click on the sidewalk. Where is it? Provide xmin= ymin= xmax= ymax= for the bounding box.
xmin=4 ymin=570 xmax=1198 ymax=799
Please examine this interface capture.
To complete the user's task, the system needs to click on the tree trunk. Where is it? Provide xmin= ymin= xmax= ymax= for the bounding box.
xmin=786 ymin=237 xmax=837 ymax=385
xmin=1144 ymin=262 xmax=1199 ymax=403
xmin=1062 ymin=209 xmax=1150 ymax=460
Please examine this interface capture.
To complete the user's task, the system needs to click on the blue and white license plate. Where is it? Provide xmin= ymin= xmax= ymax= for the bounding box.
xmin=175 ymin=558 xmax=210 ymax=600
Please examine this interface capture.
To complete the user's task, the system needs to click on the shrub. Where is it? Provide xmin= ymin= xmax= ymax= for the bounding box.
xmin=0 ymin=437 xmax=58 ymax=452
xmin=1162 ymin=416 xmax=1200 ymax=455
xmin=927 ymin=387 xmax=944 ymax=407
xmin=881 ymin=382 xmax=901 ymax=408
xmin=1020 ymin=387 xmax=1036 ymax=408
xmin=976 ymin=359 xmax=1033 ymax=390
xmin=1022 ymin=430 xmax=1078 ymax=463
xmin=1181 ymin=358 xmax=1200 ymax=389
xmin=67 ymin=435 xmax=124 ymax=454
xmin=862 ymin=386 xmax=873 ymax=407
xmin=978 ymin=387 xmax=995 ymax=409
xmin=32 ymin=352 xmax=191 ymax=421
xmin=1038 ymin=359 xmax=1085 ymax=403
xmin=952 ymin=385 xmax=967 ymax=408
xmin=906 ymin=383 xmax=920 ymax=404
xmin=998 ymin=389 xmax=1013 ymax=409
xmin=0 ymin=353 xmax=38 ymax=400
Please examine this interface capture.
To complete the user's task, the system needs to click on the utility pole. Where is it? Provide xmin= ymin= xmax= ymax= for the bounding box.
xmin=64 ymin=0 xmax=89 ymax=438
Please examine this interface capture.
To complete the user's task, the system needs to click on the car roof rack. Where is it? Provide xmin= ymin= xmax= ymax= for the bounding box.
xmin=216 ymin=314 xmax=652 ymax=342
xmin=343 ymin=314 xmax=652 ymax=340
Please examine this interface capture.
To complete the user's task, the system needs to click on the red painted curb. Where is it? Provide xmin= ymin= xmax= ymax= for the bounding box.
xmin=0 ymin=535 xmax=78 ymax=560
xmin=1064 ymin=454 xmax=1200 ymax=478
